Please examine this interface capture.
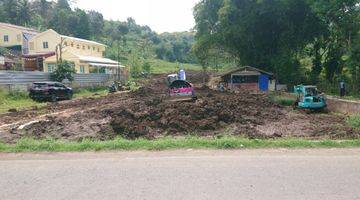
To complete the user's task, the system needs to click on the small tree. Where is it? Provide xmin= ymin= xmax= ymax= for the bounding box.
xmin=50 ymin=61 xmax=76 ymax=82
xmin=128 ymin=53 xmax=142 ymax=78
xmin=142 ymin=61 xmax=151 ymax=74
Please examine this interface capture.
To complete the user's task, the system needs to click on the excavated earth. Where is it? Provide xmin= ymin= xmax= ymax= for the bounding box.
xmin=0 ymin=72 xmax=358 ymax=143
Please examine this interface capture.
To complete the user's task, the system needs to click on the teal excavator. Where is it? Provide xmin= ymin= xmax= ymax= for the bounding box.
xmin=294 ymin=85 xmax=327 ymax=111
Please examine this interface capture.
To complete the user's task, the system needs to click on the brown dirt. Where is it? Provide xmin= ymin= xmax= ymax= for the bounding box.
xmin=0 ymin=72 xmax=358 ymax=143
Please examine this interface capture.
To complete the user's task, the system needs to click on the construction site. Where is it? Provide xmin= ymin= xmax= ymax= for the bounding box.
xmin=0 ymin=72 xmax=358 ymax=144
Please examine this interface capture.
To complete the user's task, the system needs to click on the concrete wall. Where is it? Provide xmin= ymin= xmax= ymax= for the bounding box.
xmin=327 ymin=97 xmax=360 ymax=115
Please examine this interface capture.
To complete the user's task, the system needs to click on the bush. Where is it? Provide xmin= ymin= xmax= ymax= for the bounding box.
xmin=50 ymin=61 xmax=76 ymax=82
xmin=142 ymin=62 xmax=151 ymax=74
xmin=125 ymin=81 xmax=140 ymax=92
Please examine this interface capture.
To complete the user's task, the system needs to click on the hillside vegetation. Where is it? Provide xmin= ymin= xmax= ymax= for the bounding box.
xmin=0 ymin=0 xmax=199 ymax=76
xmin=193 ymin=0 xmax=360 ymax=95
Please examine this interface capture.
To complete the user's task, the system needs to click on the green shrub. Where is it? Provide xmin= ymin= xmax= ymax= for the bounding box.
xmin=50 ymin=61 xmax=76 ymax=82
xmin=125 ymin=81 xmax=140 ymax=92
xmin=347 ymin=115 xmax=360 ymax=129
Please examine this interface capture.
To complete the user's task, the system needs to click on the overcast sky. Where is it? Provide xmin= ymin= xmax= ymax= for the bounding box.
xmin=74 ymin=0 xmax=201 ymax=33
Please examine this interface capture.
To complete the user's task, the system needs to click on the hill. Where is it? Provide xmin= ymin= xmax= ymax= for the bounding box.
xmin=0 ymin=0 xmax=199 ymax=74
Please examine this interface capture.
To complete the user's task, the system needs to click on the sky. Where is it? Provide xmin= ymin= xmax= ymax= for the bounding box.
xmin=74 ymin=0 xmax=201 ymax=33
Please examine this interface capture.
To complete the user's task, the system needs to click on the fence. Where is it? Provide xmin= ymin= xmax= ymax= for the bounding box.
xmin=0 ymin=71 xmax=121 ymax=92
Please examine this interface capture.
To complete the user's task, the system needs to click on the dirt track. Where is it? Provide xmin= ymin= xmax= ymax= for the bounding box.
xmin=0 ymin=72 xmax=358 ymax=143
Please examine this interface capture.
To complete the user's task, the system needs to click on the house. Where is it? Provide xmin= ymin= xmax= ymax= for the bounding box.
xmin=219 ymin=66 xmax=275 ymax=92
xmin=27 ymin=29 xmax=122 ymax=74
xmin=0 ymin=22 xmax=39 ymax=55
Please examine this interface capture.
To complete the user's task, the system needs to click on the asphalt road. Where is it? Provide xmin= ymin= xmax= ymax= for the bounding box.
xmin=1 ymin=149 xmax=360 ymax=200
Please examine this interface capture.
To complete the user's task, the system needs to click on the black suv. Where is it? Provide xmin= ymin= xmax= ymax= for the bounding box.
xmin=29 ymin=82 xmax=73 ymax=102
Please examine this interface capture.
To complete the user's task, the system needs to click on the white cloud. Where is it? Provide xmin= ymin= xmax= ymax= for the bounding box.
xmin=74 ymin=0 xmax=201 ymax=33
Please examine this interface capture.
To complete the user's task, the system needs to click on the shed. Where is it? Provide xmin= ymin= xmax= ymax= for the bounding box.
xmin=219 ymin=66 xmax=275 ymax=92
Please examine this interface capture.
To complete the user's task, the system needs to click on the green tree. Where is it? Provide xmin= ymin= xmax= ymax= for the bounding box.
xmin=347 ymin=32 xmax=360 ymax=93
xmin=56 ymin=0 xmax=70 ymax=10
xmin=308 ymin=0 xmax=359 ymax=82
xmin=194 ymin=0 xmax=329 ymax=84
xmin=49 ymin=9 xmax=71 ymax=35
xmin=142 ymin=61 xmax=151 ymax=74
xmin=88 ymin=10 xmax=104 ymax=37
xmin=18 ymin=0 xmax=32 ymax=26
xmin=50 ymin=61 xmax=76 ymax=82
xmin=3 ymin=0 xmax=19 ymax=24
xmin=0 ymin=5 xmax=6 ymax=22
xmin=128 ymin=53 xmax=142 ymax=78
xmin=74 ymin=9 xmax=90 ymax=39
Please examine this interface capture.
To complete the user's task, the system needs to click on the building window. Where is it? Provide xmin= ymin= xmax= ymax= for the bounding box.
xmin=47 ymin=63 xmax=56 ymax=72
xmin=82 ymin=45 xmax=85 ymax=50
xmin=4 ymin=35 xmax=9 ymax=42
xmin=77 ymin=44 xmax=80 ymax=49
xmin=43 ymin=41 xmax=49 ymax=49
xmin=71 ymin=43 xmax=74 ymax=47
xmin=232 ymin=75 xmax=259 ymax=84
xmin=29 ymin=42 xmax=34 ymax=50
xmin=97 ymin=48 xmax=100 ymax=52
xmin=80 ymin=65 xmax=85 ymax=74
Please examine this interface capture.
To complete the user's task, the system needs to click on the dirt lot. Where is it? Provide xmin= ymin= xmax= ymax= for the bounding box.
xmin=0 ymin=72 xmax=358 ymax=143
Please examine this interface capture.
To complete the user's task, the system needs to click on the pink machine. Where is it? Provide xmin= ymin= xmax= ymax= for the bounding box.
xmin=168 ymin=80 xmax=197 ymax=102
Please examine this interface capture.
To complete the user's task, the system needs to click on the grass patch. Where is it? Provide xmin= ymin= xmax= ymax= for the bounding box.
xmin=0 ymin=86 xmax=109 ymax=114
xmin=347 ymin=115 xmax=360 ymax=129
xmin=0 ymin=90 xmax=46 ymax=113
xmin=1 ymin=137 xmax=360 ymax=153
xmin=148 ymin=59 xmax=203 ymax=74
xmin=269 ymin=93 xmax=296 ymax=106
xmin=73 ymin=86 xmax=108 ymax=98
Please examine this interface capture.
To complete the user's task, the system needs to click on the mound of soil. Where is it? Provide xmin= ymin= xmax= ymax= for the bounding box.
xmin=109 ymin=87 xmax=284 ymax=139
xmin=0 ymin=72 xmax=358 ymax=143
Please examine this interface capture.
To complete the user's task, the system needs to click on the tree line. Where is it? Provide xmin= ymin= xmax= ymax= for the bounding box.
xmin=193 ymin=0 xmax=360 ymax=94
xmin=0 ymin=0 xmax=196 ymax=70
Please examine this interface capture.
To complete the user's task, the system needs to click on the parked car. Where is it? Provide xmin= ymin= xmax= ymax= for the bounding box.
xmin=29 ymin=82 xmax=73 ymax=102
xmin=168 ymin=80 xmax=197 ymax=102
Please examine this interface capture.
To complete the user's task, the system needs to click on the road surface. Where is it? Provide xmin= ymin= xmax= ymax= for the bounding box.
xmin=1 ymin=149 xmax=360 ymax=200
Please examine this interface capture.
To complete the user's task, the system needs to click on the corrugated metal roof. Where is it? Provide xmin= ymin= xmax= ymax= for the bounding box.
xmin=61 ymin=35 xmax=106 ymax=47
xmin=78 ymin=55 xmax=118 ymax=64
xmin=219 ymin=66 xmax=274 ymax=77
